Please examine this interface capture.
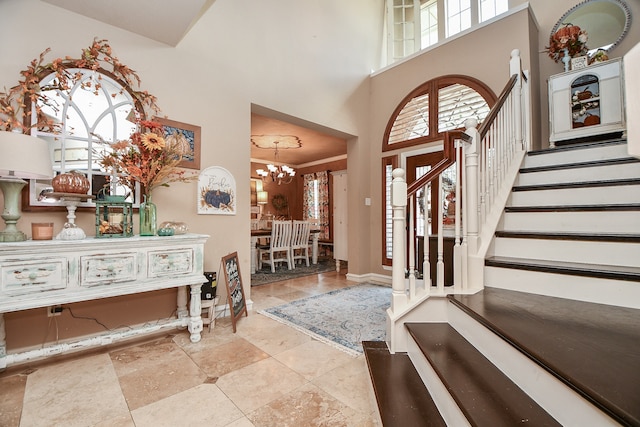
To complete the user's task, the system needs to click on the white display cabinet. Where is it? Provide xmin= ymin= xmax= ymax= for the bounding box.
xmin=548 ymin=58 xmax=625 ymax=145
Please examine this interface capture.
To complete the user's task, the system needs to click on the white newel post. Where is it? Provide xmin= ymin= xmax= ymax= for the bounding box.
xmin=391 ymin=168 xmax=408 ymax=311
xmin=510 ymin=49 xmax=523 ymax=149
xmin=463 ymin=119 xmax=480 ymax=257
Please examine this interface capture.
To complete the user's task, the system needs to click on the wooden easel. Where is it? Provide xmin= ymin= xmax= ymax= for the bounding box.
xmin=221 ymin=252 xmax=247 ymax=332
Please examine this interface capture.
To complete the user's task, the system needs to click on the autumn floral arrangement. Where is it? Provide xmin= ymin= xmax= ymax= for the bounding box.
xmin=98 ymin=119 xmax=196 ymax=197
xmin=0 ymin=38 xmax=159 ymax=134
xmin=547 ymin=23 xmax=589 ymax=63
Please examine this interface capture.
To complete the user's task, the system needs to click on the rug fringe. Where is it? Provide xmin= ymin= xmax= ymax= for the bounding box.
xmin=257 ymin=309 xmax=362 ymax=357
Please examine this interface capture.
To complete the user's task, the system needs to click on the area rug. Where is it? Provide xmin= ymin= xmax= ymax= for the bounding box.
xmin=251 ymin=259 xmax=337 ymax=286
xmin=258 ymin=283 xmax=391 ymax=356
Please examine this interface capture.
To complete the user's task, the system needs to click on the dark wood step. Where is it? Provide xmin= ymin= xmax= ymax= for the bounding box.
xmin=519 ymin=157 xmax=639 ymax=174
xmin=405 ymin=323 xmax=561 ymax=426
xmin=449 ymin=288 xmax=640 ymax=427
xmin=527 ymin=137 xmax=626 ymax=157
xmin=494 ymin=230 xmax=640 ymax=243
xmin=504 ymin=204 xmax=640 ymax=212
xmin=512 ymin=177 xmax=640 ymax=192
xmin=485 ymin=256 xmax=640 ymax=282
xmin=362 ymin=341 xmax=446 ymax=427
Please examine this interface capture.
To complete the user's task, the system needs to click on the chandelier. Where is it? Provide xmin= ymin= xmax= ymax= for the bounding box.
xmin=252 ymin=135 xmax=301 ymax=185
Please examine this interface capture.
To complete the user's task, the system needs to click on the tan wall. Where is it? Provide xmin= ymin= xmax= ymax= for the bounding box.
xmin=364 ymin=7 xmax=537 ymax=277
xmin=0 ymin=0 xmax=381 ymax=351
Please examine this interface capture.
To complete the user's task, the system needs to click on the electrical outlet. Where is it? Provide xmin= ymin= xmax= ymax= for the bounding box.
xmin=47 ymin=306 xmax=63 ymax=317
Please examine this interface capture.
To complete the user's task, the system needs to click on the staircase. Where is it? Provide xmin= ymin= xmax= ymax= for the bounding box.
xmin=365 ymin=139 xmax=640 ymax=426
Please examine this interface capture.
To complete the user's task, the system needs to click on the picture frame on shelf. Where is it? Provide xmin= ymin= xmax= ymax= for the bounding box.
xmin=154 ymin=117 xmax=201 ymax=170
xmin=571 ymin=56 xmax=588 ymax=71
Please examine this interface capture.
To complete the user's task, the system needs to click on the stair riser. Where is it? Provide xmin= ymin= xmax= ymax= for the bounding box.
xmin=517 ymin=163 xmax=640 ymax=186
xmin=492 ymin=237 xmax=640 ymax=267
xmin=406 ymin=337 xmax=472 ymax=427
xmin=509 ymin=185 xmax=640 ymax=207
xmin=447 ymin=305 xmax=620 ymax=427
xmin=484 ymin=267 xmax=640 ymax=309
xmin=523 ymin=144 xmax=629 ymax=168
xmin=501 ymin=211 xmax=640 ymax=234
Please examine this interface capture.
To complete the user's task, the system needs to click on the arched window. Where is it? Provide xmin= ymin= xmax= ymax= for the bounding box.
xmin=383 ymin=75 xmax=495 ymax=151
xmin=29 ymin=68 xmax=139 ymax=207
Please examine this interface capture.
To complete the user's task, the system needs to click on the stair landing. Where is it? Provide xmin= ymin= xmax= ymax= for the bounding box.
xmin=450 ymin=287 xmax=640 ymax=427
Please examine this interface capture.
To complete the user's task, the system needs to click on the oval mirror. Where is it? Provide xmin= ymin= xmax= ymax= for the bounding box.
xmin=551 ymin=0 xmax=632 ymax=54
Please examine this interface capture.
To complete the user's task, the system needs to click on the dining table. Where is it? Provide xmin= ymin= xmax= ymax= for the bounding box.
xmin=251 ymin=228 xmax=320 ymax=274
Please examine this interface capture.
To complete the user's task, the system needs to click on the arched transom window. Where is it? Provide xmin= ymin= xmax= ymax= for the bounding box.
xmin=383 ymin=75 xmax=495 ymax=151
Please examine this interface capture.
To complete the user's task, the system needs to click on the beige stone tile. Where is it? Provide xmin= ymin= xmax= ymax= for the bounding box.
xmin=249 ymin=294 xmax=288 ymax=311
xmin=110 ymin=338 xmax=207 ymax=410
xmin=0 ymin=373 xmax=27 ymax=427
xmin=93 ymin=414 xmax=136 ymax=427
xmin=131 ymin=383 xmax=244 ymax=427
xmin=188 ymin=337 xmax=269 ymax=377
xmin=312 ymin=355 xmax=377 ymax=414
xmin=173 ymin=319 xmax=239 ymax=351
xmin=20 ymin=353 xmax=129 ymax=427
xmin=236 ymin=313 xmax=311 ymax=356
xmin=273 ymin=340 xmax=356 ymax=381
xmin=216 ymin=358 xmax=307 ymax=413
xmin=225 ymin=417 xmax=257 ymax=427
xmin=247 ymin=382 xmax=369 ymax=427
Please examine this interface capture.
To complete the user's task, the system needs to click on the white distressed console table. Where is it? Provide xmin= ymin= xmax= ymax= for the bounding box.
xmin=0 ymin=233 xmax=208 ymax=369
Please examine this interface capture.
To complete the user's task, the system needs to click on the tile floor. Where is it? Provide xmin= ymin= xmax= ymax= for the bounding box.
xmin=0 ymin=270 xmax=382 ymax=427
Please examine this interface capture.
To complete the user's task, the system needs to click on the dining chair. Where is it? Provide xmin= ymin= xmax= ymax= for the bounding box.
xmin=258 ymin=220 xmax=293 ymax=273
xmin=290 ymin=220 xmax=311 ymax=267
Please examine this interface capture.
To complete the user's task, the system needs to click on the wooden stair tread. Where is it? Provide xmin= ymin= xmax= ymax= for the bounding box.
xmin=519 ymin=157 xmax=639 ymax=174
xmin=512 ymin=177 xmax=640 ymax=191
xmin=494 ymin=230 xmax=640 ymax=243
xmin=363 ymin=341 xmax=446 ymax=427
xmin=527 ymin=138 xmax=627 ymax=156
xmin=504 ymin=204 xmax=640 ymax=212
xmin=449 ymin=288 xmax=640 ymax=426
xmin=406 ymin=323 xmax=561 ymax=426
xmin=485 ymin=256 xmax=640 ymax=282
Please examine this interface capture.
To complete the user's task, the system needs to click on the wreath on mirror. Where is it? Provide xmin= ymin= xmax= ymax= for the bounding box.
xmin=0 ymin=38 xmax=159 ymax=134
xmin=272 ymin=194 xmax=288 ymax=212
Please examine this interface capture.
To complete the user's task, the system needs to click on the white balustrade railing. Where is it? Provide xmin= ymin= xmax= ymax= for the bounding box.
xmin=386 ymin=49 xmax=531 ymax=353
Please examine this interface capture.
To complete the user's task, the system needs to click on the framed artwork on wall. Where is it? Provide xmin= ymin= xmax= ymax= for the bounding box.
xmin=198 ymin=166 xmax=236 ymax=215
xmin=155 ymin=117 xmax=201 ymax=170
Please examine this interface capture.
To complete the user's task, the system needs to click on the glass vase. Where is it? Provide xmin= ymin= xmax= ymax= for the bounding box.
xmin=139 ymin=194 xmax=157 ymax=236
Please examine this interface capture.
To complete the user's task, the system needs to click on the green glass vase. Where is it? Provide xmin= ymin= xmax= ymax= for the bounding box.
xmin=139 ymin=194 xmax=157 ymax=236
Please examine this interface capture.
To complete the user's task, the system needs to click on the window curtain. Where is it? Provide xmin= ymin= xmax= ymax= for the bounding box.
xmin=303 ymin=173 xmax=315 ymax=220
xmin=316 ymin=171 xmax=330 ymax=240
xmin=302 ymin=171 xmax=330 ymax=240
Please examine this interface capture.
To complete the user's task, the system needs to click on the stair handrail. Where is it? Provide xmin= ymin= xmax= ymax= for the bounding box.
xmin=387 ymin=49 xmax=530 ymax=353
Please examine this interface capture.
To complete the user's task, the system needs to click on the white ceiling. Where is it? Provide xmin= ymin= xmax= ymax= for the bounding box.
xmin=40 ymin=0 xmax=348 ymax=165
xmin=41 ymin=0 xmax=215 ymax=46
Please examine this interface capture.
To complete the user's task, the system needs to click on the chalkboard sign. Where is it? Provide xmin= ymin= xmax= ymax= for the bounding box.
xmin=221 ymin=252 xmax=247 ymax=332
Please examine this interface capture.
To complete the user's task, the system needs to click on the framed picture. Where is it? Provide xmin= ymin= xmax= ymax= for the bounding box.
xmin=198 ymin=166 xmax=236 ymax=215
xmin=155 ymin=117 xmax=201 ymax=170
xmin=571 ymin=56 xmax=588 ymax=71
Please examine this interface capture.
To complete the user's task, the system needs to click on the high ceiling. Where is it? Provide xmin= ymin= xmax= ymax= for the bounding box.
xmin=41 ymin=0 xmax=348 ymax=166
xmin=41 ymin=0 xmax=215 ymax=46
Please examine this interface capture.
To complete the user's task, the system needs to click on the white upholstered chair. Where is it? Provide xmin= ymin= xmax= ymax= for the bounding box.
xmin=290 ymin=220 xmax=311 ymax=267
xmin=258 ymin=220 xmax=293 ymax=273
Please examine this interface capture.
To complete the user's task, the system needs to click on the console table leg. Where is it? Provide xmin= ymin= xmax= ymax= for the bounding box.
xmin=0 ymin=314 xmax=6 ymax=370
xmin=188 ymin=284 xmax=203 ymax=343
xmin=177 ymin=286 xmax=189 ymax=320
